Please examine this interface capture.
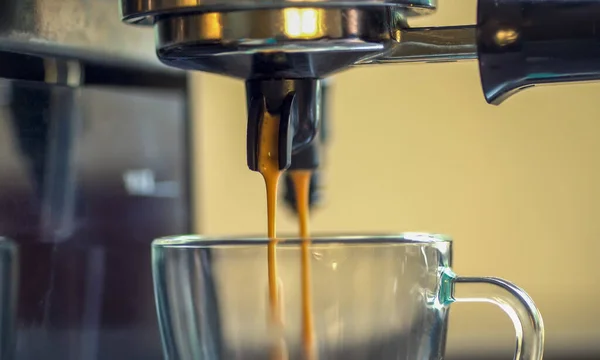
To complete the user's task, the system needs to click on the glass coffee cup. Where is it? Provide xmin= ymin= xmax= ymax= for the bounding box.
xmin=152 ymin=233 xmax=544 ymax=360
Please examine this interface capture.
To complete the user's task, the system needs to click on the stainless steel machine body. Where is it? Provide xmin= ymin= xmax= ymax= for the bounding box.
xmin=120 ymin=0 xmax=600 ymax=100
xmin=120 ymin=0 xmax=600 ymax=205
xmin=0 ymin=1 xmax=192 ymax=359
xmin=0 ymin=0 xmax=160 ymax=69
xmin=121 ymin=0 xmax=600 ymax=168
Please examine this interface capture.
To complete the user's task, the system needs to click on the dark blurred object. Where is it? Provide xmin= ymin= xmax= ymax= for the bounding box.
xmin=282 ymin=80 xmax=330 ymax=212
xmin=0 ymin=238 xmax=18 ymax=360
xmin=449 ymin=355 xmax=597 ymax=360
xmin=0 ymin=51 xmax=190 ymax=359
xmin=478 ymin=0 xmax=600 ymax=104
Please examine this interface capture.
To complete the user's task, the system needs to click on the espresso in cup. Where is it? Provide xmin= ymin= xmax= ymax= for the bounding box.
xmin=151 ymin=114 xmax=544 ymax=360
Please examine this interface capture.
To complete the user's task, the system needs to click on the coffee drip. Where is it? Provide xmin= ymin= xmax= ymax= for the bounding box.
xmin=256 ymin=85 xmax=319 ymax=358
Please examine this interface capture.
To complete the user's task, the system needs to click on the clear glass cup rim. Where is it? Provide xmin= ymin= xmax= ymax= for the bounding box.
xmin=153 ymin=232 xmax=452 ymax=249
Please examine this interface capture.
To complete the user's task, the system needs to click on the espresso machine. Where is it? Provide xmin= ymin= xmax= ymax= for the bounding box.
xmin=117 ymin=0 xmax=600 ymax=358
xmin=121 ymin=0 xmax=600 ymax=179
xmin=0 ymin=0 xmax=597 ymax=359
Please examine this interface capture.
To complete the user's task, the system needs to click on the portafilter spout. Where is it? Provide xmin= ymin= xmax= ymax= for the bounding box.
xmin=246 ymin=78 xmax=321 ymax=172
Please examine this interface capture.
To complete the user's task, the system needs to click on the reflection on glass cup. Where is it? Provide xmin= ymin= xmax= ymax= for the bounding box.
xmin=152 ymin=234 xmax=544 ymax=360
xmin=0 ymin=237 xmax=18 ymax=360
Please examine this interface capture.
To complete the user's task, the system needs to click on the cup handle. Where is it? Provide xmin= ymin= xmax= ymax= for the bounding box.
xmin=440 ymin=269 xmax=545 ymax=360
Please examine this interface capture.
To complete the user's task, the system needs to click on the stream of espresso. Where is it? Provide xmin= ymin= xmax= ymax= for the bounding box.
xmin=290 ymin=170 xmax=317 ymax=360
xmin=258 ymin=108 xmax=316 ymax=360
xmin=257 ymin=109 xmax=287 ymax=360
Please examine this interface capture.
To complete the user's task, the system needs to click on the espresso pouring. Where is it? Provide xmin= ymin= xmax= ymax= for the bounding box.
xmin=291 ymin=170 xmax=317 ymax=360
xmin=257 ymin=105 xmax=317 ymax=360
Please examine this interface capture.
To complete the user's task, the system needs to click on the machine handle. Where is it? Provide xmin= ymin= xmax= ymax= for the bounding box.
xmin=440 ymin=270 xmax=545 ymax=360
xmin=478 ymin=0 xmax=600 ymax=104
xmin=370 ymin=26 xmax=477 ymax=65
xmin=371 ymin=0 xmax=600 ymax=105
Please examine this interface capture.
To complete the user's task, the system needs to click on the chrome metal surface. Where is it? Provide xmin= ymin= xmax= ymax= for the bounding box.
xmin=156 ymin=9 xmax=392 ymax=53
xmin=367 ymin=26 xmax=477 ymax=64
xmin=0 ymin=0 xmax=163 ymax=69
xmin=121 ymin=0 xmax=436 ymax=24
xmin=155 ymin=8 xmax=402 ymax=79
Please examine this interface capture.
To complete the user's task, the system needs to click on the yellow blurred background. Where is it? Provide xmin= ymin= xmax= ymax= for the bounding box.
xmin=191 ymin=0 xmax=600 ymax=357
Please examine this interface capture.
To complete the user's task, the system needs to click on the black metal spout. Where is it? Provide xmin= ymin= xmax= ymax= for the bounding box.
xmin=246 ymin=78 xmax=321 ymax=172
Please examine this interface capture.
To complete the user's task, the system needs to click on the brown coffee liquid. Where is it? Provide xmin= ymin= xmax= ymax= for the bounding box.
xmin=259 ymin=107 xmax=317 ymax=360
xmin=289 ymin=170 xmax=317 ymax=360
xmin=258 ymin=109 xmax=288 ymax=360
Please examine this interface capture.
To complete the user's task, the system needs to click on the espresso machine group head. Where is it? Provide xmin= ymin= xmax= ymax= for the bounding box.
xmin=121 ymin=0 xmax=600 ymax=171
xmin=120 ymin=0 xmax=437 ymax=173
